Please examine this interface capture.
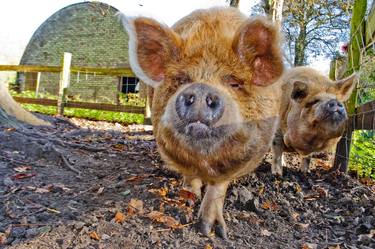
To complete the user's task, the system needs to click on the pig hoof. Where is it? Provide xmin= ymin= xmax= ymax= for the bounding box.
xmin=215 ymin=224 xmax=228 ymax=240
xmin=198 ymin=220 xmax=228 ymax=240
xmin=198 ymin=220 xmax=212 ymax=237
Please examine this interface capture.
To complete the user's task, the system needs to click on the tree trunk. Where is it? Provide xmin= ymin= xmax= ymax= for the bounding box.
xmin=229 ymin=0 xmax=240 ymax=8
xmin=272 ymin=0 xmax=284 ymax=27
xmin=293 ymin=10 xmax=307 ymax=66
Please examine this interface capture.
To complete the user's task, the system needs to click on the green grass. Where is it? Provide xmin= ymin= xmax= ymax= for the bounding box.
xmin=21 ymin=103 xmax=144 ymax=124
xmin=11 ymin=91 xmax=145 ymax=124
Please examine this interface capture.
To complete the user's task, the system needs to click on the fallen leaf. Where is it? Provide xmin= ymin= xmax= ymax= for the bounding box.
xmin=179 ymin=189 xmax=196 ymax=203
xmin=13 ymin=166 xmax=32 ymax=173
xmin=169 ymin=179 xmax=179 ymax=187
xmin=302 ymin=243 xmax=317 ymax=249
xmin=5 ymin=128 xmax=16 ymax=132
xmin=146 ymin=211 xmax=183 ymax=229
xmin=360 ymin=177 xmax=375 ymax=186
xmin=297 ymin=223 xmax=309 ymax=230
xmin=126 ymin=175 xmax=145 ymax=183
xmin=328 ymin=245 xmax=340 ymax=249
xmin=53 ymin=183 xmax=71 ymax=192
xmin=46 ymin=208 xmax=60 ymax=214
xmin=89 ymin=231 xmax=100 ymax=240
xmin=149 ymin=187 xmax=168 ymax=197
xmin=258 ymin=186 xmax=265 ymax=195
xmin=261 ymin=200 xmax=278 ymax=211
xmin=303 ymin=193 xmax=320 ymax=201
xmin=261 ymin=229 xmax=272 ymax=237
xmin=315 ymin=159 xmax=331 ymax=170
xmin=204 ymin=244 xmax=213 ymax=249
xmin=97 ymin=187 xmax=104 ymax=194
xmin=112 ymin=144 xmax=125 ymax=151
xmin=35 ymin=187 xmax=50 ymax=193
xmin=295 ymin=184 xmax=302 ymax=193
xmin=291 ymin=212 xmax=300 ymax=221
xmin=128 ymin=198 xmax=144 ymax=215
xmin=159 ymin=187 xmax=168 ymax=197
xmin=312 ymin=185 xmax=328 ymax=198
xmin=11 ymin=173 xmax=36 ymax=180
xmin=114 ymin=211 xmax=126 ymax=223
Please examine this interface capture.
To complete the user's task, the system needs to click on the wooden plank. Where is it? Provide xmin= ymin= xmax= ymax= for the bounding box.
xmin=366 ymin=4 xmax=375 ymax=46
xmin=333 ymin=100 xmax=375 ymax=172
xmin=351 ymin=100 xmax=375 ymax=130
xmin=13 ymin=97 xmax=57 ymax=106
xmin=0 ymin=65 xmax=61 ymax=73
xmin=12 ymin=97 xmax=144 ymax=114
xmin=0 ymin=64 xmax=134 ymax=77
xmin=35 ymin=72 xmax=41 ymax=97
xmin=57 ymin=53 xmax=72 ymax=116
xmin=65 ymin=101 xmax=144 ymax=114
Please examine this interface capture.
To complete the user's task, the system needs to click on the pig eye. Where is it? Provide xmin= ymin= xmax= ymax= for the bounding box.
xmin=305 ymin=99 xmax=320 ymax=108
xmin=173 ymin=72 xmax=191 ymax=85
xmin=224 ymin=75 xmax=244 ymax=89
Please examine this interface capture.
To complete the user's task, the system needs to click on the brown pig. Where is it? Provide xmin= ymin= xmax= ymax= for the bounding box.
xmin=271 ymin=67 xmax=358 ymax=175
xmin=121 ymin=7 xmax=284 ymax=238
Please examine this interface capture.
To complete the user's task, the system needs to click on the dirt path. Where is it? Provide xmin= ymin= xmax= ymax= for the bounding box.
xmin=0 ymin=118 xmax=374 ymax=249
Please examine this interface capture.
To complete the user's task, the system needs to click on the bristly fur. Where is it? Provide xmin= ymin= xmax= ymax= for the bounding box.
xmin=271 ymin=66 xmax=357 ymax=175
xmin=123 ymin=7 xmax=284 ymax=237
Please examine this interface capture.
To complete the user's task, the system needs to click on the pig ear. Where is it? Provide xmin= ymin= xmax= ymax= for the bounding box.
xmin=291 ymin=81 xmax=308 ymax=102
xmin=121 ymin=15 xmax=181 ymax=88
xmin=233 ymin=18 xmax=283 ymax=86
xmin=335 ymin=73 xmax=358 ymax=101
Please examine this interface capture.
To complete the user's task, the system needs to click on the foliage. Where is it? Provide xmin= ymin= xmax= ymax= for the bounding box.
xmin=253 ymin=0 xmax=353 ymax=66
xmin=349 ymin=130 xmax=375 ymax=179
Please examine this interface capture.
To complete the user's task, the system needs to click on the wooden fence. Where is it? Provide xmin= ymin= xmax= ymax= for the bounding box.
xmin=333 ymin=100 xmax=375 ymax=171
xmin=0 ymin=52 xmax=151 ymax=120
xmin=331 ymin=0 xmax=375 ymax=172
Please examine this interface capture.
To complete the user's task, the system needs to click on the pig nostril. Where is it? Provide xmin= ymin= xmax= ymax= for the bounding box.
xmin=337 ymin=102 xmax=343 ymax=108
xmin=206 ymin=95 xmax=218 ymax=109
xmin=185 ymin=94 xmax=195 ymax=106
xmin=328 ymin=102 xmax=335 ymax=108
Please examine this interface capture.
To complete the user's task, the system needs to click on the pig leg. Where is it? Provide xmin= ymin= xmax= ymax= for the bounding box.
xmin=301 ymin=156 xmax=311 ymax=173
xmin=182 ymin=175 xmax=203 ymax=199
xmin=198 ymin=181 xmax=229 ymax=239
xmin=271 ymin=131 xmax=284 ymax=175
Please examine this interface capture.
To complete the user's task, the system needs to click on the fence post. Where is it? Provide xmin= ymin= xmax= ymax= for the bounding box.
xmin=57 ymin=53 xmax=72 ymax=116
xmin=333 ymin=0 xmax=367 ymax=172
xmin=35 ymin=72 xmax=41 ymax=97
xmin=143 ymin=86 xmax=152 ymax=125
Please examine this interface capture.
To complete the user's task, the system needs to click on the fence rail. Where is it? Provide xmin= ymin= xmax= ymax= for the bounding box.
xmin=0 ymin=64 xmax=134 ymax=77
xmin=0 ymin=53 xmax=152 ymax=121
xmin=13 ymin=97 xmax=145 ymax=114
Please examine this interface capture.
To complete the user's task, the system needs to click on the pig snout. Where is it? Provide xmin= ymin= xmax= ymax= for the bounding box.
xmin=325 ymin=99 xmax=345 ymax=115
xmin=324 ymin=99 xmax=347 ymax=122
xmin=175 ymin=84 xmax=225 ymax=133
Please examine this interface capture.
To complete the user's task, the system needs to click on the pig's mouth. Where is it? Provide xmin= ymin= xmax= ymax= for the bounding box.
xmin=184 ymin=121 xmax=212 ymax=139
xmin=319 ymin=111 xmax=347 ymax=125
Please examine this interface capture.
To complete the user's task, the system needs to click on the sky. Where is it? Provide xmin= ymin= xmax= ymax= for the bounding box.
xmin=0 ymin=0 xmax=330 ymax=73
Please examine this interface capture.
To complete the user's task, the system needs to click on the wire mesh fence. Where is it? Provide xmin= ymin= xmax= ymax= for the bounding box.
xmin=332 ymin=1 xmax=375 ymax=177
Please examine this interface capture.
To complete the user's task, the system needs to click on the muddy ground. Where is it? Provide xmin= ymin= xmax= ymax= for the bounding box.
xmin=0 ymin=116 xmax=374 ymax=249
